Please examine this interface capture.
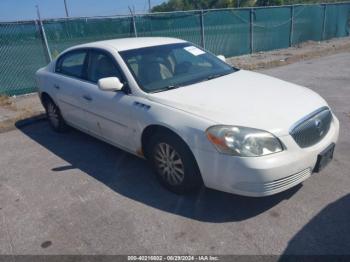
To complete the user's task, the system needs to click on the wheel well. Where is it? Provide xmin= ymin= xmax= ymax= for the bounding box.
xmin=141 ymin=125 xmax=186 ymax=158
xmin=141 ymin=124 xmax=203 ymax=185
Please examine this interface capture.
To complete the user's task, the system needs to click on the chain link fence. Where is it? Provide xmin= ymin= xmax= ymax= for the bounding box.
xmin=0 ymin=21 xmax=47 ymax=95
xmin=1 ymin=2 xmax=350 ymax=95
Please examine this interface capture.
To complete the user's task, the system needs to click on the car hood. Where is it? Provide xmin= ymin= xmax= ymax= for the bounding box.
xmin=147 ymin=70 xmax=328 ymax=136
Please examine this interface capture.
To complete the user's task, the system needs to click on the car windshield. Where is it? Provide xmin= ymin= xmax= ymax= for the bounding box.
xmin=119 ymin=43 xmax=237 ymax=93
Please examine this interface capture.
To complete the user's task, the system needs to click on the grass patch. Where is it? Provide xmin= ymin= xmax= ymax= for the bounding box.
xmin=0 ymin=95 xmax=12 ymax=107
xmin=0 ymin=109 xmax=45 ymax=133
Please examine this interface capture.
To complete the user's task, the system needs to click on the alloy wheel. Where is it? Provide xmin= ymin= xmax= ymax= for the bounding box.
xmin=47 ymin=102 xmax=59 ymax=128
xmin=154 ymin=142 xmax=185 ymax=186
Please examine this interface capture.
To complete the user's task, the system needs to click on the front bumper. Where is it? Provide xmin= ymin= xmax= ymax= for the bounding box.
xmin=193 ymin=116 xmax=340 ymax=197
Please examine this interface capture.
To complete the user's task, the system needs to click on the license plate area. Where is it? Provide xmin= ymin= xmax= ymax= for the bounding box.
xmin=313 ymin=143 xmax=335 ymax=173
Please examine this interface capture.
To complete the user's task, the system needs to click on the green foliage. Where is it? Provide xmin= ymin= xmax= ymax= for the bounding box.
xmin=255 ymin=0 xmax=283 ymax=6
xmin=151 ymin=0 xmax=350 ymax=11
xmin=152 ymin=0 xmax=251 ymax=11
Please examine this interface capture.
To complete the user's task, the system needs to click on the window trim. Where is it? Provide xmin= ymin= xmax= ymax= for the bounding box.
xmin=55 ymin=47 xmax=131 ymax=94
xmin=55 ymin=48 xmax=89 ymax=80
xmin=85 ymin=48 xmax=126 ymax=84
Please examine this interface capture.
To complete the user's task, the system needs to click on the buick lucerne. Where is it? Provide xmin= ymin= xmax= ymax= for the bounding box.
xmin=36 ymin=37 xmax=339 ymax=196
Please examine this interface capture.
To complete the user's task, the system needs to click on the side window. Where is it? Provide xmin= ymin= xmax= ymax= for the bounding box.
xmin=56 ymin=51 xmax=87 ymax=79
xmin=87 ymin=51 xmax=123 ymax=83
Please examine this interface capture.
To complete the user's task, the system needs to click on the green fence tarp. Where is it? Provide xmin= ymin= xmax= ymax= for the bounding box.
xmin=204 ymin=9 xmax=251 ymax=57
xmin=136 ymin=12 xmax=202 ymax=46
xmin=293 ymin=5 xmax=325 ymax=44
xmin=324 ymin=3 xmax=350 ymax=39
xmin=253 ymin=7 xmax=292 ymax=52
xmin=0 ymin=3 xmax=350 ymax=95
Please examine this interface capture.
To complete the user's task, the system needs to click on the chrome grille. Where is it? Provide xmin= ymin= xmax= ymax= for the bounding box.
xmin=290 ymin=107 xmax=332 ymax=148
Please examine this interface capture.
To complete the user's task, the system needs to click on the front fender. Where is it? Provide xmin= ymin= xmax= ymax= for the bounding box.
xmin=129 ymin=97 xmax=216 ymax=155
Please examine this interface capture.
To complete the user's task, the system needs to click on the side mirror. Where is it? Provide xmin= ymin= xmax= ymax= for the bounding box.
xmin=217 ymin=55 xmax=226 ymax=62
xmin=98 ymin=77 xmax=124 ymax=92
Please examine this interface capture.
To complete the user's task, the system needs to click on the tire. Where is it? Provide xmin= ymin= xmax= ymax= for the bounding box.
xmin=147 ymin=133 xmax=203 ymax=194
xmin=43 ymin=98 xmax=67 ymax=132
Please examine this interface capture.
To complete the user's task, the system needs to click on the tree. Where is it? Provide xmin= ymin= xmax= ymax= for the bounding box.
xmin=255 ymin=0 xmax=284 ymax=5
xmin=151 ymin=0 xmax=350 ymax=11
xmin=151 ymin=0 xmax=245 ymax=12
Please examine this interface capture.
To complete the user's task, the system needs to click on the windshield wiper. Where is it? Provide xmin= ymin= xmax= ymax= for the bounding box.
xmin=206 ymin=72 xmax=232 ymax=80
xmin=149 ymin=85 xmax=181 ymax=93
xmin=206 ymin=74 xmax=222 ymax=80
xmin=193 ymin=71 xmax=233 ymax=85
xmin=148 ymin=71 xmax=234 ymax=93
xmin=165 ymin=85 xmax=180 ymax=90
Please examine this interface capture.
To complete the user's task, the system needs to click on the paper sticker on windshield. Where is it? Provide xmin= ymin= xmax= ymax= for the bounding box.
xmin=184 ymin=46 xmax=205 ymax=56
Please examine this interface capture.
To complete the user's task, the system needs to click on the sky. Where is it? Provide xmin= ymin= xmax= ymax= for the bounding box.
xmin=0 ymin=0 xmax=166 ymax=22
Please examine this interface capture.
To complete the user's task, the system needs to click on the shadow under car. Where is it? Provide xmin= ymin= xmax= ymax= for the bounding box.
xmin=15 ymin=118 xmax=301 ymax=223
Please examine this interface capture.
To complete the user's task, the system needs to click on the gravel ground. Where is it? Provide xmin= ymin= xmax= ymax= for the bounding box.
xmin=0 ymin=94 xmax=44 ymax=132
xmin=228 ymin=37 xmax=350 ymax=70
xmin=0 ymin=53 xmax=349 ymax=256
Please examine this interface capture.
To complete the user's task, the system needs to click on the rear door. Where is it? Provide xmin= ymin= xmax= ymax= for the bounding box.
xmin=54 ymin=49 xmax=90 ymax=131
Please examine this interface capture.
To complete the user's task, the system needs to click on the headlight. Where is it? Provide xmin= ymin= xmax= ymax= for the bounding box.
xmin=206 ymin=125 xmax=283 ymax=157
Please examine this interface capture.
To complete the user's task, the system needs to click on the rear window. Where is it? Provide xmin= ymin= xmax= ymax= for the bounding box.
xmin=56 ymin=50 xmax=87 ymax=79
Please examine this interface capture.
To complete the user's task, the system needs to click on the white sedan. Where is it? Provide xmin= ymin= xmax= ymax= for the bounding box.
xmin=36 ymin=37 xmax=339 ymax=197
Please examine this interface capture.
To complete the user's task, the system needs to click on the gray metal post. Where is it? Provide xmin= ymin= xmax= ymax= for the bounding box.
xmin=129 ymin=6 xmax=138 ymax=37
xmin=36 ymin=5 xmax=52 ymax=62
xmin=250 ymin=8 xmax=254 ymax=54
xmin=322 ymin=4 xmax=327 ymax=41
xmin=148 ymin=0 xmax=151 ymax=13
xmin=289 ymin=5 xmax=294 ymax=47
xmin=64 ymin=0 xmax=69 ymax=17
xmin=132 ymin=15 xmax=138 ymax=37
xmin=200 ymin=10 xmax=205 ymax=48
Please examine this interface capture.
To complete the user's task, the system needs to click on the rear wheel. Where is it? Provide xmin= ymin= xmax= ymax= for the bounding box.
xmin=147 ymin=133 xmax=203 ymax=194
xmin=44 ymin=98 xmax=67 ymax=132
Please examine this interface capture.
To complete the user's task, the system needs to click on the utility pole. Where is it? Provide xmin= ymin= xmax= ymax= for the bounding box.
xmin=64 ymin=0 xmax=69 ymax=17
xmin=148 ymin=0 xmax=151 ymax=13
xmin=36 ymin=4 xmax=41 ymax=20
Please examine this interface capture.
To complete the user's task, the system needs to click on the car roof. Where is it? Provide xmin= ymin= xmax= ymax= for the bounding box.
xmin=70 ymin=37 xmax=187 ymax=52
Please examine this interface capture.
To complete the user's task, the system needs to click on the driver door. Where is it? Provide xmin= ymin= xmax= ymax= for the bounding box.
xmin=80 ymin=49 xmax=135 ymax=149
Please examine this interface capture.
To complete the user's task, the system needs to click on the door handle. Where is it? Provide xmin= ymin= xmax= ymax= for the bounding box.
xmin=54 ymin=84 xmax=60 ymax=90
xmin=82 ymin=95 xmax=92 ymax=102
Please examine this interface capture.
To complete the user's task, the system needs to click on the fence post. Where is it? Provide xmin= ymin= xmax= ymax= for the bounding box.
xmin=289 ymin=5 xmax=294 ymax=47
xmin=200 ymin=10 xmax=205 ymax=49
xmin=36 ymin=6 xmax=52 ymax=62
xmin=322 ymin=4 xmax=327 ymax=41
xmin=250 ymin=8 xmax=254 ymax=54
xmin=129 ymin=7 xmax=138 ymax=37
xmin=132 ymin=14 xmax=138 ymax=37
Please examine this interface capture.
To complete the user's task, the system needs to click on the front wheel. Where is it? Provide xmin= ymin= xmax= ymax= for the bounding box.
xmin=148 ymin=134 xmax=203 ymax=194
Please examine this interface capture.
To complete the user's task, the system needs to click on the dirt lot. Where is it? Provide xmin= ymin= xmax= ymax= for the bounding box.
xmin=0 ymin=52 xmax=349 ymax=256
xmin=228 ymin=36 xmax=350 ymax=70
xmin=0 ymin=94 xmax=44 ymax=132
